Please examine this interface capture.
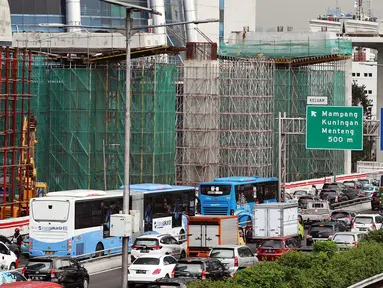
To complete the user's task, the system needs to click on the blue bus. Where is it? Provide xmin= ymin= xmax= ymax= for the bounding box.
xmin=29 ymin=184 xmax=196 ymax=257
xmin=198 ymin=176 xmax=279 ymax=226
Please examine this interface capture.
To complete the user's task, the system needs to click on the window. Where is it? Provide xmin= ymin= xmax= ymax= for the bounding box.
xmin=164 ymin=256 xmax=177 ymax=265
xmin=369 ymin=73 xmax=373 ymax=77
xmin=144 ymin=189 xmax=196 ymax=231
xmin=75 ymin=200 xmax=103 ymax=229
xmin=364 ymin=73 xmax=368 ymax=77
xmin=357 ymin=73 xmax=360 ymax=77
xmin=0 ymin=244 xmax=8 ymax=255
xmin=369 ymin=90 xmax=372 ymax=94
xmin=133 ymin=258 xmax=160 ymax=265
xmin=352 ymin=73 xmax=355 ymax=76
xmin=58 ymin=260 xmax=71 ymax=269
xmin=235 ymin=184 xmax=255 ymax=204
xmin=200 ymin=185 xmax=231 ymax=196
xmin=255 ymin=181 xmax=278 ymax=203
xmin=210 ymin=248 xmax=235 ymax=258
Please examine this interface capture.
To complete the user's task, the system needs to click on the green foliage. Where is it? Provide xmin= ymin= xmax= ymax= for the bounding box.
xmin=351 ymin=81 xmax=375 ymax=168
xmin=360 ymin=229 xmax=383 ymax=244
xmin=186 ymin=242 xmax=383 ymax=288
xmin=312 ymin=240 xmax=337 ymax=258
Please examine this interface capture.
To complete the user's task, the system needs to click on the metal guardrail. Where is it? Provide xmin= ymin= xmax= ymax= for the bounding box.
xmin=347 ymin=273 xmax=383 ymax=288
xmin=331 ymin=197 xmax=370 ymax=209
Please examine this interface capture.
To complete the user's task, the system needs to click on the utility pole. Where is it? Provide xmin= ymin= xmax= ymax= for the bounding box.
xmin=100 ymin=1 xmax=218 ymax=287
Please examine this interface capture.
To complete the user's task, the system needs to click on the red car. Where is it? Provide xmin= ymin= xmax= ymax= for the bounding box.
xmin=1 ymin=282 xmax=62 ymax=288
xmin=256 ymin=236 xmax=299 ymax=261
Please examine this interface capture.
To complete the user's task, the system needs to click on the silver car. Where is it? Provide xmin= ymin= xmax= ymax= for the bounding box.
xmin=209 ymin=245 xmax=258 ymax=275
xmin=332 ymin=232 xmax=367 ymax=250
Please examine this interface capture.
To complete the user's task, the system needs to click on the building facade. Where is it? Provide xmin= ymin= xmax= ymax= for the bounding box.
xmin=352 ymin=47 xmax=377 ymax=119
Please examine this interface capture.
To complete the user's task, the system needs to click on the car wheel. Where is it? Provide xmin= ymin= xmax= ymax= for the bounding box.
xmin=9 ymin=263 xmax=16 ymax=270
xmin=82 ymin=278 xmax=89 ymax=288
xmin=180 ymin=250 xmax=186 ymax=259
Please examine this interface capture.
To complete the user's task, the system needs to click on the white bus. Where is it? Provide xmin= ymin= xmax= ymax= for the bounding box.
xmin=28 ymin=184 xmax=196 ymax=257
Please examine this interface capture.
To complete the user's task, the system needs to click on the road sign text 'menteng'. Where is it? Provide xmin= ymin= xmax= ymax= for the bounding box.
xmin=320 ymin=110 xmax=359 ymax=136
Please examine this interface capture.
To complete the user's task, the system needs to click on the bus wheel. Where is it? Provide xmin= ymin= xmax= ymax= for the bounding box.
xmin=95 ymin=243 xmax=104 ymax=257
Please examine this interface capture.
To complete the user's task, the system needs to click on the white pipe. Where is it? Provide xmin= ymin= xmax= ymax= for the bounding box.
xmin=150 ymin=0 xmax=167 ymax=45
xmin=183 ymin=0 xmax=198 ymax=42
xmin=66 ymin=0 xmax=81 ymax=32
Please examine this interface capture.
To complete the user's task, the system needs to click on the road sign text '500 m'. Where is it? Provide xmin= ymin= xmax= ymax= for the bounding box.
xmin=306 ymin=106 xmax=363 ymax=150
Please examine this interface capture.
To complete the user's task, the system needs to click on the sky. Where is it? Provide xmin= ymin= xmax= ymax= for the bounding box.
xmin=256 ymin=0 xmax=383 ymax=31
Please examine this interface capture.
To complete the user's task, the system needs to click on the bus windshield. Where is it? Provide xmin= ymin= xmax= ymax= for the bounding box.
xmin=199 ymin=185 xmax=231 ymax=196
xmin=31 ymin=200 xmax=70 ymax=222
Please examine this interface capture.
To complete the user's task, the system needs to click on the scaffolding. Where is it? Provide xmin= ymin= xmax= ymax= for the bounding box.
xmin=176 ymin=43 xmax=275 ymax=186
xmin=31 ymin=60 xmax=177 ymax=192
xmin=274 ymin=61 xmax=347 ymax=182
xmin=0 ymin=48 xmax=35 ymax=219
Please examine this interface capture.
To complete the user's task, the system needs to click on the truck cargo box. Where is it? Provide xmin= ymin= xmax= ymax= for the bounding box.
xmin=252 ymin=202 xmax=298 ymax=238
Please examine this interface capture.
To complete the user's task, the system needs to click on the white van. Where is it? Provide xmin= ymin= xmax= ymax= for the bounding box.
xmin=0 ymin=241 xmax=18 ymax=270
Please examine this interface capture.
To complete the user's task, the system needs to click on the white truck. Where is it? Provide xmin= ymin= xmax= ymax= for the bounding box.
xmin=299 ymin=200 xmax=331 ymax=225
xmin=250 ymin=202 xmax=300 ymax=244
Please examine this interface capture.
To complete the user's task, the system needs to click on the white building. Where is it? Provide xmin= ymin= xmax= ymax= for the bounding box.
xmin=193 ymin=0 xmax=256 ymax=43
xmin=352 ymin=47 xmax=377 ymax=119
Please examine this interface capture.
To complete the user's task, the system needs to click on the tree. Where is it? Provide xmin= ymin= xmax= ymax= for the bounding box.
xmin=351 ymin=81 xmax=374 ymax=170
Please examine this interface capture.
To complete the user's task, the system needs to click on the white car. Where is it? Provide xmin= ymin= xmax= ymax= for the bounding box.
xmin=209 ymin=245 xmax=258 ymax=275
xmin=0 ymin=241 xmax=18 ymax=270
xmin=131 ymin=234 xmax=186 ymax=262
xmin=128 ymin=255 xmax=178 ymax=286
xmin=351 ymin=214 xmax=383 ymax=232
xmin=332 ymin=232 xmax=367 ymax=250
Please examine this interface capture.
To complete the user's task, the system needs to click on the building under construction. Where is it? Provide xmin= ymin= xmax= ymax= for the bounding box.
xmin=0 ymin=48 xmax=37 ymax=219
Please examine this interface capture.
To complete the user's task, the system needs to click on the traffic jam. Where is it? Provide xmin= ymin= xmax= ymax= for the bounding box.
xmin=0 ymin=176 xmax=381 ymax=287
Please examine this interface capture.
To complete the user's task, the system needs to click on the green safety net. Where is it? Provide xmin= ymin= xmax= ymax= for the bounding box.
xmin=219 ymin=39 xmax=353 ymax=59
xmin=31 ymin=62 xmax=177 ymax=191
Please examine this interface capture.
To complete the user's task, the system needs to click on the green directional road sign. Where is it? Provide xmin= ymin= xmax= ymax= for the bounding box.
xmin=306 ymin=106 xmax=363 ymax=150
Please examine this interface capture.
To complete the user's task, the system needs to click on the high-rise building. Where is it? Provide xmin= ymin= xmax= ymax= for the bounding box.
xmin=9 ymin=0 xmax=148 ymax=32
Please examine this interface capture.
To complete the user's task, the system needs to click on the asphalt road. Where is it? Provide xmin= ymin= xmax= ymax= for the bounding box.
xmin=89 ymin=206 xmax=378 ymax=288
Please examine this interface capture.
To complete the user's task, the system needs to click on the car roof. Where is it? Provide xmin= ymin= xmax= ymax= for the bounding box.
xmin=134 ymin=254 xmax=166 ymax=260
xmin=1 ymin=282 xmax=63 ymax=287
xmin=333 ymin=232 xmax=364 ymax=235
xmin=27 ymin=256 xmax=72 ymax=261
xmin=311 ymin=222 xmax=336 ymax=226
xmin=332 ymin=209 xmax=354 ymax=213
xmin=136 ymin=234 xmax=172 ymax=239
xmin=355 ymin=214 xmax=379 ymax=217
xmin=178 ymin=257 xmax=212 ymax=262
xmin=211 ymin=245 xmax=244 ymax=249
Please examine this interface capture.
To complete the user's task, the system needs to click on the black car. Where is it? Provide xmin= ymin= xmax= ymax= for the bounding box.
xmin=306 ymin=221 xmax=346 ymax=246
xmin=322 ymin=182 xmax=358 ymax=200
xmin=173 ymin=258 xmax=231 ymax=281
xmin=371 ymin=191 xmax=381 ymax=210
xmin=319 ymin=189 xmax=348 ymax=204
xmin=329 ymin=210 xmax=356 ymax=230
xmin=22 ymin=256 xmax=90 ymax=288
xmin=0 ymin=235 xmax=20 ymax=258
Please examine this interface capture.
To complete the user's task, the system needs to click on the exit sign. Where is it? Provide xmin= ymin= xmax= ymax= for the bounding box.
xmin=306 ymin=106 xmax=363 ymax=150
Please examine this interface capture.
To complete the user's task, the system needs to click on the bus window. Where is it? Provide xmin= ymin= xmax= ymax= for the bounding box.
xmin=235 ymin=184 xmax=256 ymax=204
xmin=75 ymin=200 xmax=103 ymax=230
xmin=199 ymin=185 xmax=231 ymax=196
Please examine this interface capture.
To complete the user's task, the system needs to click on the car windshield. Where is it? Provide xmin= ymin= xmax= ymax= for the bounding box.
xmin=363 ymin=186 xmax=375 ymax=191
xmin=343 ymin=182 xmax=354 ymax=188
xmin=294 ymin=191 xmax=307 ymax=196
xmin=260 ymin=240 xmax=283 ymax=249
xmin=354 ymin=217 xmax=373 ymax=224
xmin=26 ymin=260 xmax=52 ymax=270
xmin=210 ymin=248 xmax=235 ymax=258
xmin=310 ymin=226 xmax=334 ymax=234
xmin=323 ymin=184 xmax=337 ymax=190
xmin=331 ymin=212 xmax=350 ymax=219
xmin=133 ymin=258 xmax=160 ymax=265
xmin=175 ymin=262 xmax=203 ymax=274
xmin=321 ymin=191 xmax=336 ymax=197
xmin=134 ymin=239 xmax=159 ymax=247
xmin=333 ymin=234 xmax=355 ymax=244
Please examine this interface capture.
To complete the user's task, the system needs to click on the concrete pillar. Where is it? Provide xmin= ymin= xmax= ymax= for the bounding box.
xmin=344 ymin=58 xmax=352 ymax=174
xmin=376 ymin=48 xmax=383 ymax=162
xmin=183 ymin=60 xmax=220 ymax=184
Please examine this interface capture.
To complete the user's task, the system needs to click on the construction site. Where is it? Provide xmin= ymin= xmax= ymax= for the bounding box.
xmin=0 ymin=27 xmax=354 ymax=216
